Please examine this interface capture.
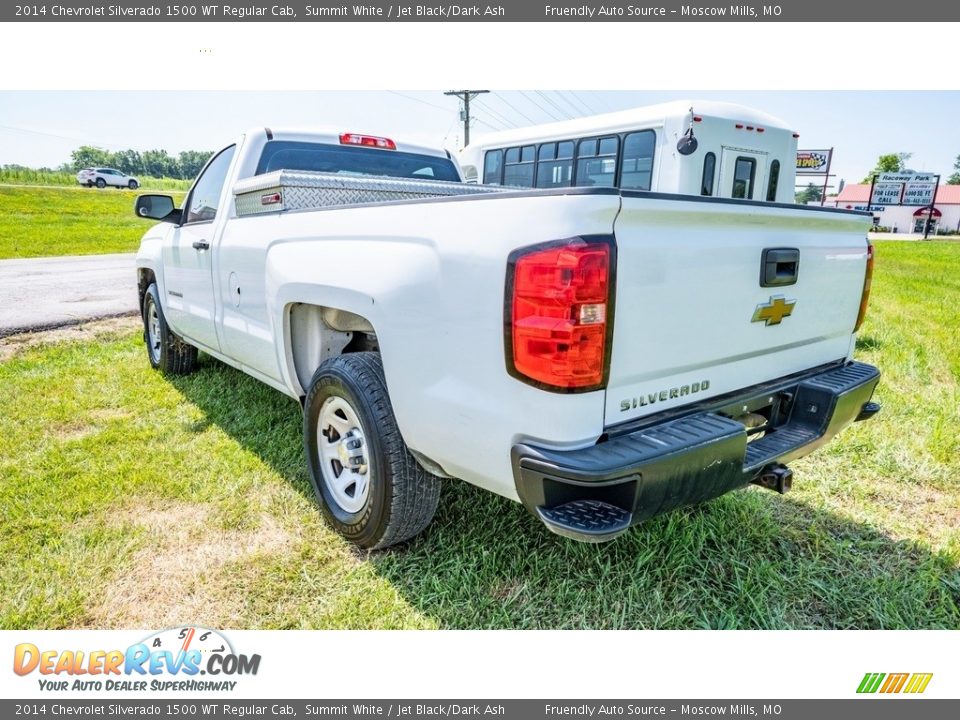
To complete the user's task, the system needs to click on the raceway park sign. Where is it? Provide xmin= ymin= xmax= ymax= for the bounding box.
xmin=870 ymin=173 xmax=938 ymax=206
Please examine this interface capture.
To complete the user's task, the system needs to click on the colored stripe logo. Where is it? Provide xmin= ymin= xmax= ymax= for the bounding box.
xmin=857 ymin=672 xmax=933 ymax=694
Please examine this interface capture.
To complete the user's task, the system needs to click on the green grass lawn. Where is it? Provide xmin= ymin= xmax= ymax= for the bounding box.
xmin=0 ymin=185 xmax=185 ymax=259
xmin=0 ymin=242 xmax=958 ymax=629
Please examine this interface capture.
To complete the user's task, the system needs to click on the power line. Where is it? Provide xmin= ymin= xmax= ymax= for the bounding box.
xmin=555 ymin=91 xmax=593 ymax=117
xmin=387 ymin=90 xmax=454 ymax=114
xmin=550 ymin=91 xmax=586 ymax=118
xmin=572 ymin=91 xmax=602 ymax=115
xmin=491 ymin=92 xmax=538 ymax=125
xmin=519 ymin=91 xmax=564 ymax=122
xmin=535 ymin=91 xmax=575 ymax=120
xmin=472 ymin=116 xmax=507 ymax=132
xmin=0 ymin=123 xmax=128 ymax=150
xmin=473 ymin=99 xmax=520 ymax=130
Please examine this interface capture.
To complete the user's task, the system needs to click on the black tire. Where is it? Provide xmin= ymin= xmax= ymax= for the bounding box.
xmin=304 ymin=352 xmax=441 ymax=549
xmin=141 ymin=282 xmax=198 ymax=375
xmin=95 ymin=177 xmax=106 ymax=188
xmin=128 ymin=180 xmax=139 ymax=190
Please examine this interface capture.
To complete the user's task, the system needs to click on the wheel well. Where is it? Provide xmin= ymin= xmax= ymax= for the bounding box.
xmin=288 ymin=303 xmax=379 ymax=395
xmin=137 ymin=268 xmax=156 ymax=313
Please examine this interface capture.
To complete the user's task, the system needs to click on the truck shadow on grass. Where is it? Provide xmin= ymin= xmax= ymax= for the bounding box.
xmin=171 ymin=358 xmax=960 ymax=630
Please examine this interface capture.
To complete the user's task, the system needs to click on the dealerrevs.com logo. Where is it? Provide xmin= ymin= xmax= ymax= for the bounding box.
xmin=13 ymin=627 xmax=260 ymax=693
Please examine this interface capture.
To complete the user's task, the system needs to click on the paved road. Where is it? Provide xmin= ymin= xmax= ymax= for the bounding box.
xmin=0 ymin=253 xmax=138 ymax=336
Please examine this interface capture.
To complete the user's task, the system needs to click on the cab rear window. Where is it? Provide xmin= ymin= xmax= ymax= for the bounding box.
xmin=255 ymin=141 xmax=460 ymax=182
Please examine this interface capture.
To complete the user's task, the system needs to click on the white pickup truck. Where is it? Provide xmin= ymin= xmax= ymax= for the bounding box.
xmin=134 ymin=121 xmax=880 ymax=549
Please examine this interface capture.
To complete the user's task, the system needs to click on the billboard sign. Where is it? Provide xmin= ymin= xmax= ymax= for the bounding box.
xmin=796 ymin=149 xmax=832 ymax=174
xmin=871 ymin=172 xmax=938 ymax=206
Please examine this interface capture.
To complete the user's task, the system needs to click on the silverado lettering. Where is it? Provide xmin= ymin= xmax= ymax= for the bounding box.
xmin=620 ymin=380 xmax=711 ymax=412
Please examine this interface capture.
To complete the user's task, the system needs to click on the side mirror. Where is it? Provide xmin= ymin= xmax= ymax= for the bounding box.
xmin=135 ymin=194 xmax=181 ymax=223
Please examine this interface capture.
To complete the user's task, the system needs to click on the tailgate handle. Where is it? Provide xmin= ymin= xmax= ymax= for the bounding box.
xmin=760 ymin=248 xmax=799 ymax=287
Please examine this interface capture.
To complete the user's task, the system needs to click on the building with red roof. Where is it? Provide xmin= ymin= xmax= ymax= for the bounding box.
xmin=825 ymin=183 xmax=960 ymax=235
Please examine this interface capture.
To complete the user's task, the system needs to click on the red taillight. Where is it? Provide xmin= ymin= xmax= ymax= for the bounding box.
xmin=692 ymin=115 xmax=703 ymax=122
xmin=339 ymin=132 xmax=396 ymax=150
xmin=854 ymin=243 xmax=874 ymax=332
xmin=508 ymin=239 xmax=612 ymax=390
xmin=735 ymin=123 xmax=744 ymax=129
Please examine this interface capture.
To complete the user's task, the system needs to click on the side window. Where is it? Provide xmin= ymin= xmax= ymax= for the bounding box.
xmin=620 ymin=131 xmax=656 ymax=191
xmin=575 ymin=135 xmax=618 ymax=187
xmin=535 ymin=140 xmax=574 ymax=188
xmin=732 ymin=157 xmax=756 ymax=200
xmin=503 ymin=145 xmax=535 ymax=187
xmin=701 ymin=152 xmax=716 ymax=196
xmin=186 ymin=145 xmax=236 ymax=224
xmin=766 ymin=160 xmax=780 ymax=202
xmin=483 ymin=149 xmax=503 ymax=185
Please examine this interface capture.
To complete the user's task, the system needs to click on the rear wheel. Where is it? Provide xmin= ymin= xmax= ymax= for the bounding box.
xmin=304 ymin=352 xmax=441 ymax=549
xmin=95 ymin=177 xmax=106 ymax=189
xmin=142 ymin=283 xmax=198 ymax=375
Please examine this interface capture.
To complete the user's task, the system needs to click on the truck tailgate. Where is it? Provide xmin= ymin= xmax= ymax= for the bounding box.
xmin=606 ymin=194 xmax=872 ymax=426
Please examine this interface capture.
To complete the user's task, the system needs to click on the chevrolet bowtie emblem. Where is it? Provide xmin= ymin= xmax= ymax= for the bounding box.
xmin=752 ymin=295 xmax=796 ymax=326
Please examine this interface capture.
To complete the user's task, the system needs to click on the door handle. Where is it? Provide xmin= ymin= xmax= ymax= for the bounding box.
xmin=192 ymin=241 xmax=210 ymax=251
xmin=760 ymin=248 xmax=799 ymax=287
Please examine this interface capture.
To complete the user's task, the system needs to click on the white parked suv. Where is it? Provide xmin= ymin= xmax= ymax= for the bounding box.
xmin=132 ymin=118 xmax=880 ymax=549
xmin=77 ymin=167 xmax=140 ymax=189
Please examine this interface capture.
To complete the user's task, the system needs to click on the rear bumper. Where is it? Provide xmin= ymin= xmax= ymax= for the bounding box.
xmin=512 ymin=361 xmax=880 ymax=542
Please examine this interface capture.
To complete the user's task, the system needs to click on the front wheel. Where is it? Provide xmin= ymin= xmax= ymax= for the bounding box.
xmin=304 ymin=352 xmax=441 ymax=549
xmin=128 ymin=180 xmax=138 ymax=190
xmin=142 ymin=283 xmax=198 ymax=375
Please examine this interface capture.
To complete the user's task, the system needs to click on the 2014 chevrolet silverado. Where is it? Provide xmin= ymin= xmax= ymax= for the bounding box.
xmin=134 ymin=113 xmax=879 ymax=549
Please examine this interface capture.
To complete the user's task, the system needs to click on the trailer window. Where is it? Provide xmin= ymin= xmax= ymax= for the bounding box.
xmin=483 ymin=149 xmax=503 ymax=184
xmin=766 ymin=160 xmax=780 ymax=202
xmin=701 ymin=152 xmax=716 ymax=196
xmin=732 ymin=157 xmax=756 ymax=199
xmin=535 ymin=140 xmax=574 ymax=188
xmin=503 ymin=145 xmax=535 ymax=187
xmin=255 ymin=141 xmax=460 ymax=182
xmin=620 ymin=131 xmax=656 ymax=191
xmin=575 ymin=136 xmax=618 ymax=188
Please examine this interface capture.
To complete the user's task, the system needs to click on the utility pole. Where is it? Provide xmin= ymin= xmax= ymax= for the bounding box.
xmin=444 ymin=90 xmax=488 ymax=147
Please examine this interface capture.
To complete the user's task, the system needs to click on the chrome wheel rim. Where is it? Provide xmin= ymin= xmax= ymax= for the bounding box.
xmin=317 ymin=396 xmax=370 ymax=513
xmin=146 ymin=300 xmax=162 ymax=364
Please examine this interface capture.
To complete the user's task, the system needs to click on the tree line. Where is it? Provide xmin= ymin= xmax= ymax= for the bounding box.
xmin=67 ymin=145 xmax=215 ymax=180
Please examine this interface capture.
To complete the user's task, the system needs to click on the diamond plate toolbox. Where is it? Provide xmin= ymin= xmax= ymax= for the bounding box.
xmin=233 ymin=170 xmax=507 ymax=217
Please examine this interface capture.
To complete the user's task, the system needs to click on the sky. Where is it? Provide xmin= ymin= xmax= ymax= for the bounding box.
xmin=1 ymin=90 xmax=958 ymax=188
